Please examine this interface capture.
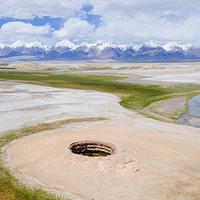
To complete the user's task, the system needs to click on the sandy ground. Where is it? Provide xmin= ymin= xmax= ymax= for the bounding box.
xmin=146 ymin=97 xmax=187 ymax=123
xmin=0 ymin=80 xmax=127 ymax=136
xmin=3 ymin=80 xmax=200 ymax=200
xmin=148 ymin=97 xmax=186 ymax=114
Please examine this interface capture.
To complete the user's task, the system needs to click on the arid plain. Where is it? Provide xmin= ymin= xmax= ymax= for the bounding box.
xmin=1 ymin=62 xmax=200 ymax=200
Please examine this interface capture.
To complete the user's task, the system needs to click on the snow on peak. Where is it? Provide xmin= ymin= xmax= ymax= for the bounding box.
xmin=181 ymin=43 xmax=193 ymax=51
xmin=143 ymin=40 xmax=159 ymax=48
xmin=74 ymin=40 xmax=117 ymax=51
xmin=95 ymin=40 xmax=104 ymax=46
xmin=162 ymin=41 xmax=180 ymax=51
xmin=10 ymin=40 xmax=26 ymax=48
xmin=118 ymin=45 xmax=127 ymax=51
xmin=162 ymin=41 xmax=193 ymax=51
xmin=3 ymin=39 xmax=195 ymax=52
xmin=55 ymin=39 xmax=76 ymax=49
xmin=0 ymin=42 xmax=6 ymax=49
xmin=97 ymin=41 xmax=117 ymax=51
xmin=79 ymin=42 xmax=93 ymax=48
xmin=26 ymin=41 xmax=50 ymax=50
xmin=10 ymin=40 xmax=50 ymax=50
xmin=127 ymin=43 xmax=142 ymax=50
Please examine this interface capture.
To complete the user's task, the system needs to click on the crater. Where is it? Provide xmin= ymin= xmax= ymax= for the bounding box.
xmin=69 ymin=141 xmax=116 ymax=157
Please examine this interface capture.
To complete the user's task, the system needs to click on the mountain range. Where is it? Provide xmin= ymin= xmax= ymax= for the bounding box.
xmin=0 ymin=39 xmax=200 ymax=61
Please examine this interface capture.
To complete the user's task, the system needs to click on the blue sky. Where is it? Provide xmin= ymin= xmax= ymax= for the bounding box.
xmin=0 ymin=5 xmax=101 ymax=30
xmin=0 ymin=0 xmax=199 ymax=45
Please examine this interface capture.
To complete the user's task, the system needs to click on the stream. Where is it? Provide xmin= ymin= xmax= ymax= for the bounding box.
xmin=177 ymin=95 xmax=200 ymax=128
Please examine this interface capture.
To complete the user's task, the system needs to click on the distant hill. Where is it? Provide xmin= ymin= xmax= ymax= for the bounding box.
xmin=0 ymin=39 xmax=200 ymax=61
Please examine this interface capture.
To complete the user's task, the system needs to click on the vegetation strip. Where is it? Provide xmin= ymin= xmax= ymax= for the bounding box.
xmin=0 ymin=71 xmax=200 ymax=111
xmin=0 ymin=117 xmax=106 ymax=200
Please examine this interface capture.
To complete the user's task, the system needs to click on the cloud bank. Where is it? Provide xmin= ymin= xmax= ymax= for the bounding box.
xmin=0 ymin=0 xmax=200 ymax=45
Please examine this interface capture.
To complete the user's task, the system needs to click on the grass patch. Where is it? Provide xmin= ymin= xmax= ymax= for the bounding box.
xmin=0 ymin=63 xmax=10 ymax=66
xmin=145 ymin=92 xmax=200 ymax=121
xmin=0 ymin=117 xmax=106 ymax=200
xmin=0 ymin=70 xmax=199 ymax=111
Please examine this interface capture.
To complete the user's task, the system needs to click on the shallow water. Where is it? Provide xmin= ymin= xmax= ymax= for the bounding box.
xmin=177 ymin=95 xmax=200 ymax=128
xmin=188 ymin=95 xmax=200 ymax=117
xmin=176 ymin=114 xmax=186 ymax=125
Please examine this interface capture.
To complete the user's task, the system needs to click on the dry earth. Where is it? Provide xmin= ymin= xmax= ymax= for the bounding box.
xmin=2 ymin=81 xmax=200 ymax=200
xmin=0 ymin=80 xmax=125 ymax=136
xmin=1 ymin=62 xmax=200 ymax=200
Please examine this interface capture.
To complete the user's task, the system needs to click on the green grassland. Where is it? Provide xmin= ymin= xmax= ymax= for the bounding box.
xmin=0 ymin=70 xmax=200 ymax=111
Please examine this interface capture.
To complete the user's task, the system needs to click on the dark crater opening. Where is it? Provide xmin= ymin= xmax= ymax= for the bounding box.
xmin=69 ymin=141 xmax=116 ymax=157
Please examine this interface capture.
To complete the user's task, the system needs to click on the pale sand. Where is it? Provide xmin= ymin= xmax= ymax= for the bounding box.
xmin=6 ymin=116 xmax=200 ymax=200
xmin=0 ymin=81 xmax=125 ymax=136
xmin=148 ymin=97 xmax=186 ymax=116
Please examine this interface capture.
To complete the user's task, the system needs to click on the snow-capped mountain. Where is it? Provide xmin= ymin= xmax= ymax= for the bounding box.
xmin=26 ymin=41 xmax=50 ymax=50
xmin=142 ymin=40 xmax=160 ymax=48
xmin=0 ymin=39 xmax=199 ymax=61
xmin=77 ymin=42 xmax=94 ymax=49
xmin=72 ymin=40 xmax=118 ymax=51
xmin=162 ymin=41 xmax=193 ymax=52
xmin=9 ymin=40 xmax=26 ymax=48
xmin=0 ymin=43 xmax=6 ymax=49
xmin=136 ymin=40 xmax=166 ymax=59
xmin=55 ymin=39 xmax=76 ymax=49
xmin=8 ymin=40 xmax=49 ymax=50
xmin=118 ymin=45 xmax=127 ymax=51
xmin=181 ymin=43 xmax=193 ymax=51
xmin=124 ymin=43 xmax=142 ymax=51
xmin=96 ymin=41 xmax=117 ymax=51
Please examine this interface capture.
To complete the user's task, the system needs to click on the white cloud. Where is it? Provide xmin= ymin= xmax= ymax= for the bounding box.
xmin=53 ymin=18 xmax=94 ymax=42
xmin=0 ymin=0 xmax=200 ymax=44
xmin=1 ymin=22 xmax=51 ymax=35
xmin=0 ymin=22 xmax=53 ymax=44
xmin=88 ymin=0 xmax=200 ymax=44
xmin=0 ymin=0 xmax=89 ymax=19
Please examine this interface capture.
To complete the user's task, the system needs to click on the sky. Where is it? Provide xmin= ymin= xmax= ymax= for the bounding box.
xmin=0 ymin=0 xmax=200 ymax=45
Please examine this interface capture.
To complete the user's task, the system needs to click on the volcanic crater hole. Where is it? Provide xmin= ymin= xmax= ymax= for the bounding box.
xmin=69 ymin=141 xmax=116 ymax=157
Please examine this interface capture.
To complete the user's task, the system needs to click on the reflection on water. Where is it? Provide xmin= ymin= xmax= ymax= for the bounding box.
xmin=188 ymin=95 xmax=200 ymax=118
xmin=177 ymin=95 xmax=200 ymax=128
xmin=176 ymin=114 xmax=186 ymax=125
